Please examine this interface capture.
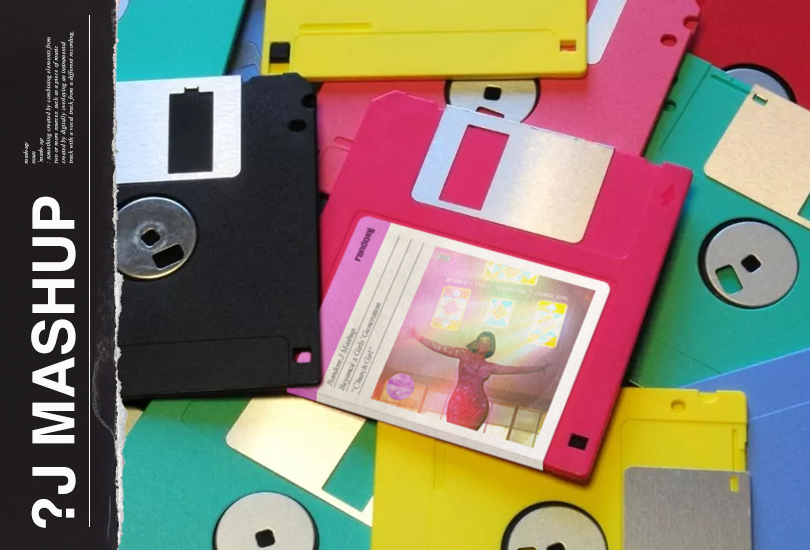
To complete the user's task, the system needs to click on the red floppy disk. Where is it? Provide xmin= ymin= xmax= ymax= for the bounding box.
xmin=316 ymin=0 xmax=699 ymax=194
xmin=298 ymin=92 xmax=690 ymax=481
xmin=690 ymin=0 xmax=807 ymax=105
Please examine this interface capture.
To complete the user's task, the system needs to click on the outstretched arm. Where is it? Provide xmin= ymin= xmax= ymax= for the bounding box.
xmin=404 ymin=326 xmax=465 ymax=358
xmin=490 ymin=362 xmax=552 ymax=375
xmin=417 ymin=336 xmax=466 ymax=358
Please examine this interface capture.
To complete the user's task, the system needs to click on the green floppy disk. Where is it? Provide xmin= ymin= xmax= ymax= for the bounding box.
xmin=121 ymin=397 xmax=374 ymax=549
xmin=628 ymin=54 xmax=810 ymax=387
xmin=117 ymin=0 xmax=246 ymax=81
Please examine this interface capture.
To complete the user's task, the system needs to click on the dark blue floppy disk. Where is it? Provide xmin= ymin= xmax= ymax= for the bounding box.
xmin=690 ymin=349 xmax=810 ymax=550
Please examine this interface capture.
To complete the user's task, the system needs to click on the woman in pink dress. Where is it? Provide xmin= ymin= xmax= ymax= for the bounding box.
xmin=405 ymin=326 xmax=551 ymax=431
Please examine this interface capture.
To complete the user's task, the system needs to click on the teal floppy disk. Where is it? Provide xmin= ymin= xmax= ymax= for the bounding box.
xmin=628 ymin=54 xmax=810 ymax=388
xmin=121 ymin=397 xmax=374 ymax=549
xmin=117 ymin=0 xmax=246 ymax=81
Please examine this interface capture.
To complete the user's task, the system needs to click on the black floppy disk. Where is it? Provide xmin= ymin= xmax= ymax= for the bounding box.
xmin=115 ymin=74 xmax=321 ymax=399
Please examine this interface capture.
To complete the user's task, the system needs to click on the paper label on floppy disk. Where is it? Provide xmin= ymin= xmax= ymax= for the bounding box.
xmin=226 ymin=396 xmax=373 ymax=525
xmin=706 ymin=85 xmax=810 ymax=230
xmin=316 ymin=218 xmax=609 ymax=469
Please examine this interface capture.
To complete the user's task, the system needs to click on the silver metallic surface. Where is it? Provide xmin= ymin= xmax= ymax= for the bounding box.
xmin=624 ymin=468 xmax=752 ymax=550
xmin=587 ymin=0 xmax=629 ymax=64
xmin=504 ymin=503 xmax=608 ymax=550
xmin=726 ymin=67 xmax=792 ymax=101
xmin=116 ymin=75 xmax=241 ymax=184
xmin=447 ymin=81 xmax=538 ymax=122
xmin=214 ymin=492 xmax=317 ymax=550
xmin=702 ymin=220 xmax=798 ymax=308
xmin=411 ymin=105 xmax=613 ymax=243
xmin=117 ymin=197 xmax=197 ymax=280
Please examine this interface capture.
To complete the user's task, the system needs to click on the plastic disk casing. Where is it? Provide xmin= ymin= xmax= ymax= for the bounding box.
xmin=261 ymin=0 xmax=587 ymax=80
xmin=372 ymin=388 xmax=748 ymax=550
xmin=304 ymin=92 xmax=690 ymax=480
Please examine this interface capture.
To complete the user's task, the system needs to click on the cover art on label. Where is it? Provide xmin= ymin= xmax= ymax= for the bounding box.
xmin=371 ymin=247 xmax=595 ymax=448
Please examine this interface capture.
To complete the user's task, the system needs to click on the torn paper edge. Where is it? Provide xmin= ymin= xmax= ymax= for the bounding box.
xmin=113 ymin=1 xmax=123 ymax=548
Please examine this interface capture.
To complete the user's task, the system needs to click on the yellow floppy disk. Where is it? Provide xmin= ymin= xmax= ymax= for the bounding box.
xmin=373 ymin=388 xmax=751 ymax=550
xmin=262 ymin=0 xmax=587 ymax=80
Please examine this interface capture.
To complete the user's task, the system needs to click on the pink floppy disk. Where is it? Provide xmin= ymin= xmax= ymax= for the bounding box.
xmin=293 ymin=92 xmax=691 ymax=481
xmin=316 ymin=0 xmax=700 ymax=194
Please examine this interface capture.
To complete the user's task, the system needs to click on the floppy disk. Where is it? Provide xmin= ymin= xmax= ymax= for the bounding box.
xmin=117 ymin=0 xmax=246 ymax=81
xmin=316 ymin=0 xmax=700 ymax=193
xmin=628 ymin=54 xmax=810 ymax=388
xmin=228 ymin=0 xmax=265 ymax=80
xmin=123 ymin=405 xmax=143 ymax=435
xmin=689 ymin=348 xmax=810 ymax=550
xmin=689 ymin=0 xmax=808 ymax=106
xmin=116 ymin=74 xmax=321 ymax=399
xmin=120 ymin=396 xmax=374 ymax=549
xmin=261 ymin=0 xmax=587 ymax=81
xmin=293 ymin=92 xmax=691 ymax=480
xmin=373 ymin=388 xmax=750 ymax=550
